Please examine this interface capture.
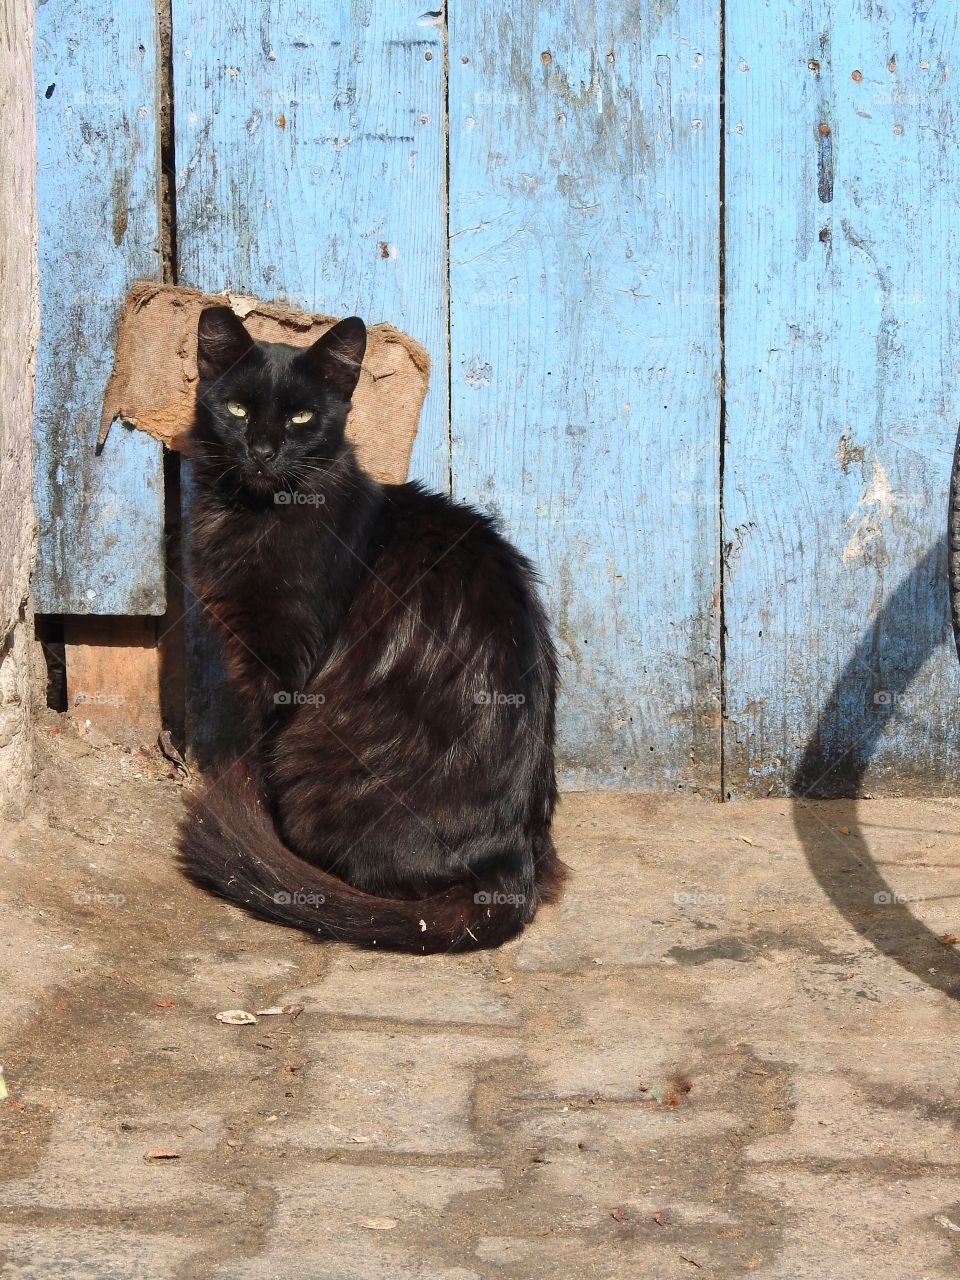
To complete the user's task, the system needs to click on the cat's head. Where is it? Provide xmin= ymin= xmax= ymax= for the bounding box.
xmin=189 ymin=307 xmax=367 ymax=499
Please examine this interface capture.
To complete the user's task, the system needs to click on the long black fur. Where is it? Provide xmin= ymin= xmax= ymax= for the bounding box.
xmin=178 ymin=308 xmax=565 ymax=952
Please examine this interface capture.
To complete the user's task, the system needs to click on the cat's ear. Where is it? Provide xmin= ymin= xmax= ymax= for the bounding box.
xmin=197 ymin=306 xmax=254 ymax=381
xmin=300 ymin=317 xmax=367 ymax=402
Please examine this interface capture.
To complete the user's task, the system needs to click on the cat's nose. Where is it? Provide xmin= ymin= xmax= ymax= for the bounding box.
xmin=249 ymin=441 xmax=277 ymax=463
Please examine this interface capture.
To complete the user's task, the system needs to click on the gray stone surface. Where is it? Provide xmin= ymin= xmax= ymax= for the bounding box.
xmin=255 ymin=1030 xmax=520 ymax=1155
xmin=0 ymin=0 xmax=38 ymax=819
xmin=3 ymin=730 xmax=960 ymax=1277
xmin=214 ymin=1166 xmax=504 ymax=1280
xmin=284 ymin=951 xmax=521 ymax=1025
xmin=0 ymin=1229 xmax=200 ymax=1280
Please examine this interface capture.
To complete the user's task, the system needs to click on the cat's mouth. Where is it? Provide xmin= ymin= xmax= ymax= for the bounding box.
xmin=241 ymin=464 xmax=285 ymax=497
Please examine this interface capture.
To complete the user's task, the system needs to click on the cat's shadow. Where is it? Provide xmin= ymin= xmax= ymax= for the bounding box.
xmin=790 ymin=540 xmax=960 ymax=999
xmin=181 ymin=466 xmax=246 ymax=770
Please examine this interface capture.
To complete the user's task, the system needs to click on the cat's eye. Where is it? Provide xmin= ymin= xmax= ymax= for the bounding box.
xmin=290 ymin=410 xmax=314 ymax=425
xmin=226 ymin=400 xmax=248 ymax=418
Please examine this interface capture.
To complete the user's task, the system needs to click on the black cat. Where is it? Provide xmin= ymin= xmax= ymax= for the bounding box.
xmin=178 ymin=307 xmax=565 ymax=952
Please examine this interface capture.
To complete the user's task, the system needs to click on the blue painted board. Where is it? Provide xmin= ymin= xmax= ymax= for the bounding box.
xmin=33 ymin=0 xmax=165 ymax=615
xmin=448 ymin=1 xmax=722 ymax=790
xmin=172 ymin=0 xmax=449 ymax=759
xmin=723 ymin=0 xmax=960 ymax=796
xmin=172 ymin=0 xmax=448 ymax=488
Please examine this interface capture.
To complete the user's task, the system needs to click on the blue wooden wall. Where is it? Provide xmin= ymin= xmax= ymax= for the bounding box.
xmin=33 ymin=0 xmax=166 ymax=615
xmin=32 ymin=0 xmax=960 ymax=794
xmin=723 ymin=0 xmax=960 ymax=795
xmin=448 ymin=1 xmax=721 ymax=790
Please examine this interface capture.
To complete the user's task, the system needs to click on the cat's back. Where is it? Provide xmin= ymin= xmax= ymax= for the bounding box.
xmin=372 ymin=480 xmax=538 ymax=597
xmin=311 ymin=476 xmax=555 ymax=739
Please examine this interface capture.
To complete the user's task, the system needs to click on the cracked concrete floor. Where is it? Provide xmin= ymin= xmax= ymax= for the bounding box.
xmin=3 ymin=720 xmax=960 ymax=1278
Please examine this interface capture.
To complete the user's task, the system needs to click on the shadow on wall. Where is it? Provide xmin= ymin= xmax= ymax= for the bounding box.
xmin=791 ymin=541 xmax=960 ymax=1000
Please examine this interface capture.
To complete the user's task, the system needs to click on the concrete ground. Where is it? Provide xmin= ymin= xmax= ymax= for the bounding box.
xmin=3 ymin=720 xmax=960 ymax=1278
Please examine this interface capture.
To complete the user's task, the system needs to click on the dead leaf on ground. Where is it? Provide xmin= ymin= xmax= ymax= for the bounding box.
xmin=156 ymin=999 xmax=176 ymax=1008
xmin=610 ymin=1207 xmax=628 ymax=1223
xmin=145 ymin=1149 xmax=180 ymax=1161
xmin=940 ymin=934 xmax=958 ymax=946
xmin=216 ymin=1009 xmax=258 ymax=1025
xmin=359 ymin=1218 xmax=398 ymax=1231
xmin=653 ymin=1209 xmax=672 ymax=1227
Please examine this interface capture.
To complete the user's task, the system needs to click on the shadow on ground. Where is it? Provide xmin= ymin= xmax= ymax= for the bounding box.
xmin=791 ymin=541 xmax=960 ymax=999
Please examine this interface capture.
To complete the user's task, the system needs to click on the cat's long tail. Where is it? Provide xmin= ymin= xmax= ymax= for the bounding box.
xmin=177 ymin=763 xmax=565 ymax=953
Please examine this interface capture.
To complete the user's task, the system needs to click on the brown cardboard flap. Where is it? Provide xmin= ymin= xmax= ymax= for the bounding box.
xmin=100 ymin=281 xmax=430 ymax=484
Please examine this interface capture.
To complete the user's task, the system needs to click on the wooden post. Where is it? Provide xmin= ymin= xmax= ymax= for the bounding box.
xmin=63 ymin=617 xmax=162 ymax=747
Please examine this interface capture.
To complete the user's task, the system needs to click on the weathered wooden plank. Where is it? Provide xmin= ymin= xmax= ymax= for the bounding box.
xmin=172 ymin=0 xmax=448 ymax=486
xmin=448 ymin=2 xmax=722 ymax=790
xmin=723 ymin=0 xmax=960 ymax=796
xmin=32 ymin=0 xmax=165 ymax=615
xmin=173 ymin=0 xmax=449 ymax=762
xmin=64 ymin=616 xmax=161 ymax=746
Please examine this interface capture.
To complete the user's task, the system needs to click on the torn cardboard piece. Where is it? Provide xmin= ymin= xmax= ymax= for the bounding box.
xmin=100 ymin=281 xmax=430 ymax=484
